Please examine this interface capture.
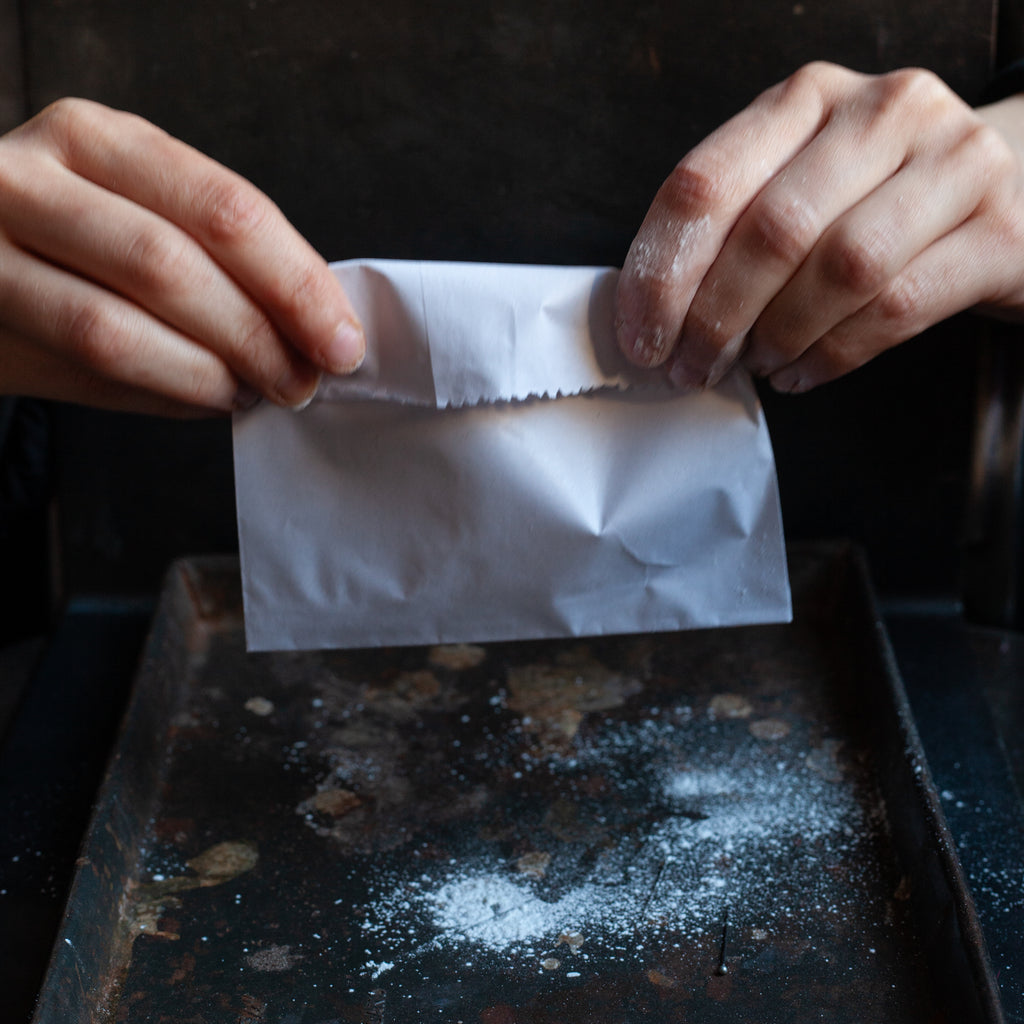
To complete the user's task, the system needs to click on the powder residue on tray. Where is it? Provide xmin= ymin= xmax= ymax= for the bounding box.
xmin=357 ymin=716 xmax=880 ymax=976
xmin=245 ymin=943 xmax=303 ymax=972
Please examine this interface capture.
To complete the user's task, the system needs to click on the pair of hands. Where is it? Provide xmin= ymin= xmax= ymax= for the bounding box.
xmin=1 ymin=62 xmax=1023 ymax=416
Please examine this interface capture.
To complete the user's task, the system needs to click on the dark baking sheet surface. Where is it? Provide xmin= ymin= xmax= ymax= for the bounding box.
xmin=33 ymin=545 xmax=1001 ymax=1022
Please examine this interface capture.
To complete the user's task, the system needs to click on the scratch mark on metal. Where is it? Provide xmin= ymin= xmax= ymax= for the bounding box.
xmin=716 ymin=907 xmax=730 ymax=975
xmin=640 ymin=858 xmax=667 ymax=916
xmin=366 ymin=987 xmax=387 ymax=1023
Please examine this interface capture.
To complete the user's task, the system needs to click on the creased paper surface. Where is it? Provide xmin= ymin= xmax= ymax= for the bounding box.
xmin=233 ymin=259 xmax=791 ymax=651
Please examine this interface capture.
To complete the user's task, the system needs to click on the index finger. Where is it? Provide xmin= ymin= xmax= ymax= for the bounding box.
xmin=615 ymin=63 xmax=863 ymax=371
xmin=28 ymin=99 xmax=365 ymax=376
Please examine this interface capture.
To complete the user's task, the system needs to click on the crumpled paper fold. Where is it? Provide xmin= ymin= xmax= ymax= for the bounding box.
xmin=233 ymin=259 xmax=791 ymax=651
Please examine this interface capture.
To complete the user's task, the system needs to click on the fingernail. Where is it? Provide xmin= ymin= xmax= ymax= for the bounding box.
xmin=614 ymin=314 xmax=647 ymax=362
xmin=285 ymin=377 xmax=321 ymax=410
xmin=704 ymin=334 xmax=747 ymax=388
xmin=273 ymin=365 xmax=322 ymax=409
xmin=770 ymin=371 xmax=807 ymax=394
xmin=233 ymin=384 xmax=262 ymax=411
xmin=668 ymin=356 xmax=703 ymax=391
xmin=289 ymin=390 xmax=317 ymax=412
xmin=324 ymin=318 xmax=366 ymax=374
xmin=630 ymin=325 xmax=672 ymax=367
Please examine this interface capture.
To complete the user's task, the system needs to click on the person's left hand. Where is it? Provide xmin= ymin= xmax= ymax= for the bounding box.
xmin=0 ymin=99 xmax=365 ymax=416
xmin=615 ymin=63 xmax=1024 ymax=393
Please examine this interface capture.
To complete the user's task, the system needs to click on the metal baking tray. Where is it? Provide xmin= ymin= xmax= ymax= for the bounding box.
xmin=33 ymin=543 xmax=1003 ymax=1022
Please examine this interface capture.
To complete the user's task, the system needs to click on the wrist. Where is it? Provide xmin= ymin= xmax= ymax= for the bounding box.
xmin=976 ymin=94 xmax=1024 ymax=163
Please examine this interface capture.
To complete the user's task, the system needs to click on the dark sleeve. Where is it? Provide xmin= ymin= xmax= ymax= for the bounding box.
xmin=981 ymin=60 xmax=1024 ymax=104
xmin=0 ymin=397 xmax=53 ymax=642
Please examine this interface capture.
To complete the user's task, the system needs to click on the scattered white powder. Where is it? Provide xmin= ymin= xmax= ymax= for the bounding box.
xmin=428 ymin=875 xmax=562 ymax=948
xmin=627 ymin=215 xmax=711 ymax=283
xmin=664 ymin=767 xmax=738 ymax=800
xmin=244 ymin=696 xmax=275 ymax=717
xmin=367 ymin=960 xmax=394 ymax=979
xmin=358 ymin=717 xmax=879 ymax=979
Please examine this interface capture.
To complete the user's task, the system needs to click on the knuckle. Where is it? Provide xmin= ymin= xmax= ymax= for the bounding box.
xmin=988 ymin=204 xmax=1024 ymax=251
xmin=743 ymin=194 xmax=818 ymax=266
xmin=23 ymin=98 xmax=93 ymax=159
xmin=875 ymin=67 xmax=948 ymax=118
xmin=232 ymin=313 xmax=318 ymax=406
xmin=122 ymin=227 xmax=194 ymax=297
xmin=62 ymin=300 xmax=126 ymax=370
xmin=815 ymin=335 xmax=862 ymax=378
xmin=966 ymin=121 xmax=1017 ymax=180
xmin=816 ymin=320 xmax=901 ymax=381
xmin=201 ymin=174 xmax=272 ymax=246
xmin=685 ymin=305 xmax=736 ymax=358
xmin=819 ymin=225 xmax=894 ymax=296
xmin=875 ymin=273 xmax=927 ymax=330
xmin=63 ymin=359 xmax=106 ymax=397
xmin=33 ymin=97 xmax=91 ymax=137
xmin=277 ymin=262 xmax=333 ymax=326
xmin=794 ymin=346 xmax=856 ymax=388
xmin=662 ymin=154 xmax=731 ymax=215
xmin=32 ymin=99 xmax=165 ymax=166
xmin=769 ymin=61 xmax=845 ymax=113
xmin=746 ymin=320 xmax=798 ymax=373
xmin=780 ymin=61 xmax=837 ymax=99
xmin=182 ymin=361 xmax=218 ymax=409
xmin=233 ymin=312 xmax=281 ymax=377
xmin=0 ymin=144 xmax=16 ymax=193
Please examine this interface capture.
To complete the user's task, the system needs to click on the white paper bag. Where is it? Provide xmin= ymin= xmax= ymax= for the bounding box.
xmin=233 ymin=259 xmax=791 ymax=651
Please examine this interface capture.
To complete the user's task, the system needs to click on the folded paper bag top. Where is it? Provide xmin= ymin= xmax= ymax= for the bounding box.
xmin=233 ymin=259 xmax=792 ymax=651
xmin=315 ymin=259 xmax=656 ymax=408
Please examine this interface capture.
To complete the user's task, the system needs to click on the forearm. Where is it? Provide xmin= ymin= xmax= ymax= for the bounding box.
xmin=977 ymin=93 xmax=1024 ymax=164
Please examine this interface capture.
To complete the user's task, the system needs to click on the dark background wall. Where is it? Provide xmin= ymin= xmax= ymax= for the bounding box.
xmin=2 ymin=0 xmax=1004 ymax=610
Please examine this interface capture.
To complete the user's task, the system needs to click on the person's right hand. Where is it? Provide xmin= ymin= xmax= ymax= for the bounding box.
xmin=615 ymin=63 xmax=1024 ymax=394
xmin=0 ymin=98 xmax=365 ymax=416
